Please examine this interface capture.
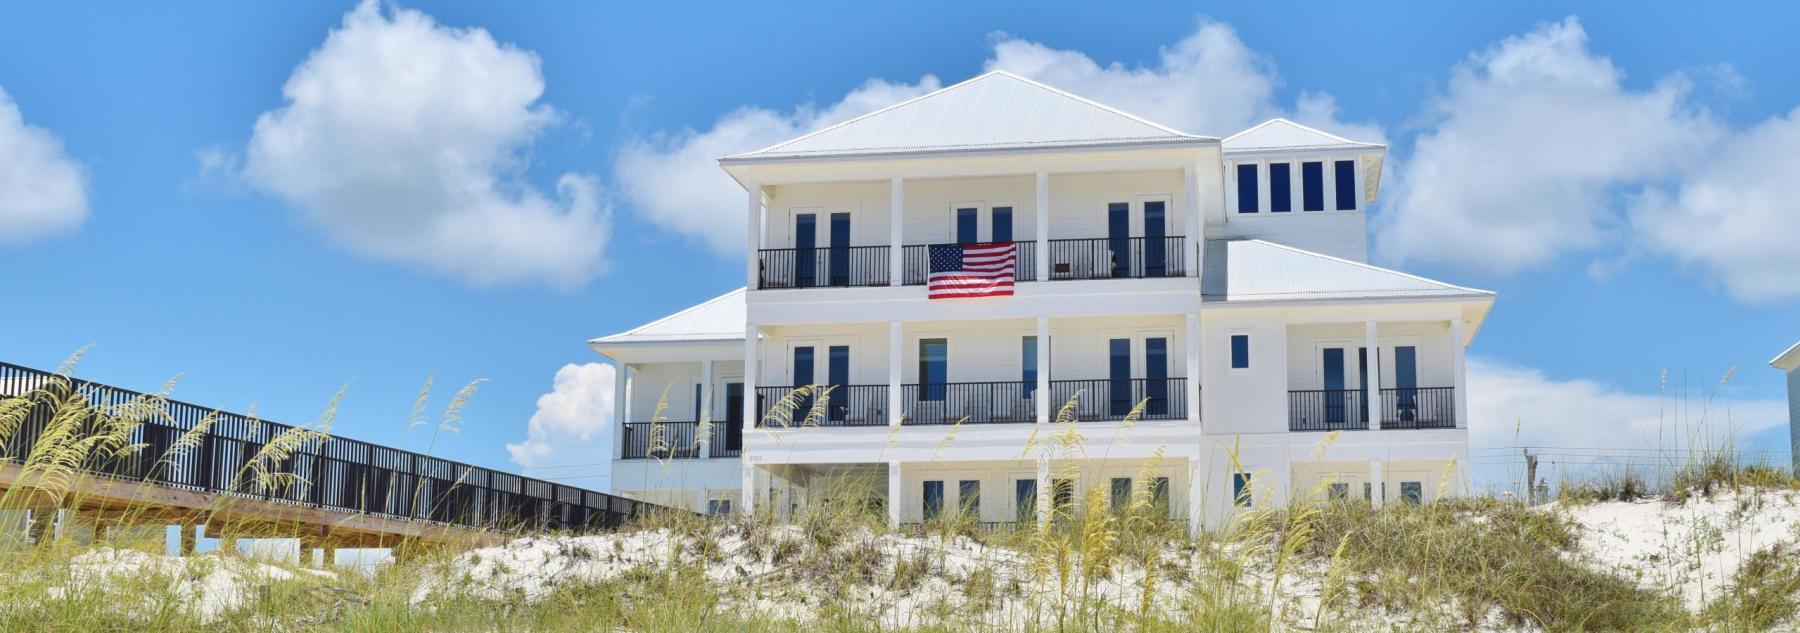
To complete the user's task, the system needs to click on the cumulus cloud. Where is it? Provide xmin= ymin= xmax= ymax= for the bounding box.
xmin=0 ymin=86 xmax=88 ymax=245
xmin=507 ymin=363 xmax=615 ymax=489
xmin=615 ymin=21 xmax=1379 ymax=256
xmin=242 ymin=0 xmax=607 ymax=288
xmin=1375 ymin=17 xmax=1721 ymax=276
xmin=1629 ymin=106 xmax=1800 ymax=302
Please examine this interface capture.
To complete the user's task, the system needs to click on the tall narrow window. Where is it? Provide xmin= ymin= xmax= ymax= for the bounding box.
xmin=827 ymin=346 xmax=849 ymax=422
xmin=991 ymin=207 xmax=1013 ymax=243
xmin=1152 ymin=476 xmax=1170 ymax=516
xmin=919 ymin=338 xmax=947 ymax=401
xmin=1269 ymin=163 xmax=1292 ymax=213
xmin=793 ymin=346 xmax=815 ymax=415
xmin=1108 ymin=338 xmax=1132 ymax=416
xmin=794 ymin=213 xmax=817 ymax=287
xmin=1143 ymin=200 xmax=1167 ymax=277
xmin=1322 ymin=347 xmax=1346 ymax=426
xmin=1145 ymin=337 xmax=1169 ymax=416
xmin=1302 ymin=162 xmax=1324 ymax=211
xmin=1233 ymin=472 xmax=1253 ymax=507
xmin=959 ymin=480 xmax=981 ymax=518
xmin=693 ymin=383 xmax=703 ymax=422
xmin=956 ymin=208 xmax=979 ymax=244
xmin=828 ymin=212 xmax=851 ymax=285
xmin=1334 ymin=160 xmax=1357 ymax=210
xmin=1107 ymin=202 xmax=1130 ymax=277
xmin=1230 ymin=334 xmax=1250 ymax=369
xmin=1394 ymin=345 xmax=1418 ymax=424
xmin=1015 ymin=479 xmax=1038 ymax=523
xmin=923 ymin=481 xmax=944 ymax=521
xmin=1236 ymin=164 xmax=1259 ymax=213
xmin=1021 ymin=336 xmax=1038 ymax=397
xmin=1110 ymin=477 xmax=1132 ymax=510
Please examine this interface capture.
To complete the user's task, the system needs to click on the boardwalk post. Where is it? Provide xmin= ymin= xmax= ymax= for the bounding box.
xmin=179 ymin=524 xmax=197 ymax=556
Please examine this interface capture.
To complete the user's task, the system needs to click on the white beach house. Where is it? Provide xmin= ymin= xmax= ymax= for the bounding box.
xmin=589 ymin=72 xmax=1495 ymax=531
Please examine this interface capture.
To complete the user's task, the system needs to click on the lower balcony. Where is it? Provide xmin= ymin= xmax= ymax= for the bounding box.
xmin=1288 ymin=387 xmax=1456 ymax=431
xmin=620 ymin=421 xmax=744 ymax=459
xmin=754 ymin=378 xmax=1189 ymax=427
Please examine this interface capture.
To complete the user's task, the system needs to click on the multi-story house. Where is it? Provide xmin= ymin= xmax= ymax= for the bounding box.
xmin=589 ymin=71 xmax=1494 ymax=530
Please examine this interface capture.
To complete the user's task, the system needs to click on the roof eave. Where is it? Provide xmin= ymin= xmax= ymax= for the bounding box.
xmin=720 ymin=137 xmax=1218 ymax=166
xmin=1772 ymin=341 xmax=1800 ymax=371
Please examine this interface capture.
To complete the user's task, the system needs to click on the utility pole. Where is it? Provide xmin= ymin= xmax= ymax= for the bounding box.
xmin=1523 ymin=448 xmax=1539 ymax=505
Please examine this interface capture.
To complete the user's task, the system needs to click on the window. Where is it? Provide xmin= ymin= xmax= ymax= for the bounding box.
xmin=1395 ymin=345 xmax=1418 ymax=424
xmin=1232 ymin=472 xmax=1253 ymax=507
xmin=959 ymin=480 xmax=981 ymax=517
xmin=1015 ymin=479 xmax=1037 ymax=523
xmin=794 ymin=213 xmax=817 ymax=287
xmin=1302 ymin=161 xmax=1324 ymax=211
xmin=956 ymin=208 xmax=979 ymax=244
xmin=1146 ymin=337 xmax=1169 ymax=416
xmin=992 ymin=207 xmax=1013 ymax=243
xmin=1144 ymin=200 xmax=1167 ymax=276
xmin=827 ymin=346 xmax=849 ymax=422
xmin=828 ymin=212 xmax=851 ymax=285
xmin=1111 ymin=477 xmax=1132 ymax=510
xmin=693 ymin=383 xmax=703 ymax=421
xmin=1334 ymin=160 xmax=1356 ymax=210
xmin=1052 ymin=478 xmax=1075 ymax=514
xmin=707 ymin=499 xmax=733 ymax=516
xmin=919 ymin=338 xmax=947 ymax=401
xmin=923 ymin=480 xmax=944 ymax=520
xmin=1021 ymin=336 xmax=1038 ymax=397
xmin=1401 ymin=481 xmax=1423 ymax=505
xmin=1151 ymin=477 xmax=1171 ymax=516
xmin=1328 ymin=482 xmax=1349 ymax=500
xmin=1235 ymin=163 xmax=1258 ymax=213
xmin=1268 ymin=162 xmax=1291 ymax=212
xmin=793 ymin=346 xmax=815 ymax=415
xmin=1107 ymin=202 xmax=1130 ymax=277
xmin=1230 ymin=334 xmax=1250 ymax=370
xmin=1108 ymin=338 xmax=1132 ymax=416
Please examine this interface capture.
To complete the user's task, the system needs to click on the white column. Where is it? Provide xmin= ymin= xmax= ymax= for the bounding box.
xmin=1186 ymin=456 xmax=1205 ymax=537
xmin=888 ymin=320 xmax=903 ymax=427
xmin=743 ymin=326 xmax=759 ymax=430
xmin=1256 ymin=161 xmax=1271 ymax=215
xmin=887 ymin=460 xmax=903 ymax=528
xmin=1364 ymin=321 xmax=1381 ymax=430
xmin=740 ymin=459 xmax=756 ymax=515
xmin=1369 ymin=459 xmax=1385 ymax=508
xmin=1035 ymin=316 xmax=1050 ymax=424
xmin=1035 ymin=458 xmax=1051 ymax=527
xmin=1450 ymin=318 xmax=1468 ymax=429
xmin=1185 ymin=312 xmax=1201 ymax=425
xmin=745 ymin=183 xmax=763 ymax=289
xmin=889 ymin=178 xmax=904 ymax=286
xmin=1183 ymin=165 xmax=1200 ymax=278
xmin=612 ymin=360 xmax=628 ymax=460
xmin=1034 ymin=172 xmax=1050 ymax=281
xmin=698 ymin=359 xmax=714 ymax=459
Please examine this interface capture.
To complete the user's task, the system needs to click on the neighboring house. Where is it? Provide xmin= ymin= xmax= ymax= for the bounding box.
xmin=1773 ymin=341 xmax=1800 ymax=472
xmin=588 ymin=71 xmax=1495 ymax=531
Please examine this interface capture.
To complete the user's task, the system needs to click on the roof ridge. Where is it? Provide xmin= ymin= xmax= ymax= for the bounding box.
xmin=982 ymin=69 xmax=1206 ymax=139
xmin=1223 ymin=118 xmax=1385 ymax=149
xmin=1241 ymin=239 xmax=1493 ymax=295
xmin=728 ymin=73 xmax=972 ymax=160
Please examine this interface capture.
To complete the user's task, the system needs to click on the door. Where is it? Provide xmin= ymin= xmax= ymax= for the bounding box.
xmin=1143 ymin=200 xmax=1166 ymax=277
xmin=1108 ymin=338 xmax=1132 ymax=416
xmin=1322 ymin=347 xmax=1347 ymax=426
xmin=1393 ymin=346 xmax=1418 ymax=423
xmin=794 ymin=213 xmax=817 ymax=288
xmin=991 ymin=207 xmax=1013 ymax=243
xmin=827 ymin=345 xmax=850 ymax=422
xmin=827 ymin=213 xmax=851 ymax=286
xmin=1145 ymin=337 xmax=1169 ymax=416
xmin=1107 ymin=202 xmax=1130 ymax=277
xmin=955 ymin=207 xmax=979 ymax=245
xmin=919 ymin=338 xmax=948 ymax=401
xmin=724 ymin=382 xmax=744 ymax=451
xmin=792 ymin=345 xmax=815 ymax=419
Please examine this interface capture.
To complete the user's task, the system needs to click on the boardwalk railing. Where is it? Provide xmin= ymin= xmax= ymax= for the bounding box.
xmin=0 ymin=362 xmax=675 ymax=532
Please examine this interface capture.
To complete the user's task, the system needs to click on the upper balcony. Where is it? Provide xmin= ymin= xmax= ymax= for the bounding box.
xmin=755 ymin=237 xmax=1187 ymax=290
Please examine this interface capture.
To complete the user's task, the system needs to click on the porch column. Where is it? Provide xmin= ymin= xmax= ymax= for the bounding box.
xmin=1364 ymin=321 xmax=1381 ymax=430
xmin=1034 ymin=172 xmax=1050 ymax=281
xmin=1035 ymin=458 xmax=1051 ymax=528
xmin=746 ymin=182 xmax=763 ymax=289
xmin=889 ymin=178 xmax=904 ymax=286
xmin=612 ymin=361 xmax=629 ymax=460
xmin=888 ymin=321 xmax=903 ymax=427
xmin=1369 ymin=460 xmax=1385 ymax=508
xmin=1186 ymin=456 xmax=1205 ymax=537
xmin=887 ymin=460 xmax=903 ymax=528
xmin=698 ymin=359 xmax=714 ymax=459
xmin=1183 ymin=165 xmax=1200 ymax=278
xmin=1035 ymin=316 xmax=1050 ymax=424
xmin=743 ymin=326 xmax=759 ymax=430
xmin=1185 ymin=312 xmax=1201 ymax=424
xmin=739 ymin=459 xmax=756 ymax=516
xmin=1450 ymin=318 xmax=1468 ymax=429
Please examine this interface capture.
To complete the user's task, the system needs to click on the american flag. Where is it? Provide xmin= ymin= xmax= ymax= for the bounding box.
xmin=928 ymin=242 xmax=1016 ymax=299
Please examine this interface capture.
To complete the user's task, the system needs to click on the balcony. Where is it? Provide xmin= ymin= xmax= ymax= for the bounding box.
xmin=620 ymin=421 xmax=744 ymax=459
xmin=901 ymin=381 xmax=1037 ymax=425
xmin=1049 ymin=378 xmax=1187 ymax=421
xmin=754 ymin=378 xmax=1188 ymax=427
xmin=1288 ymin=387 xmax=1456 ymax=431
xmin=755 ymin=237 xmax=1185 ymax=290
xmin=753 ymin=384 xmax=890 ymax=427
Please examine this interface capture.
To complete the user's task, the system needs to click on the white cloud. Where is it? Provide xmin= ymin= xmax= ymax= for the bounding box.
xmin=1629 ymin=106 xmax=1800 ymax=302
xmin=507 ymin=363 xmax=615 ymax=490
xmin=1375 ymin=17 xmax=1721 ymax=276
xmin=615 ymin=21 xmax=1380 ymax=256
xmin=242 ymin=0 xmax=608 ymax=288
xmin=0 ymin=86 xmax=88 ymax=245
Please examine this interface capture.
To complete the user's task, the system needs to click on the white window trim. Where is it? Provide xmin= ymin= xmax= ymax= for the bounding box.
xmin=1227 ymin=330 xmax=1253 ymax=374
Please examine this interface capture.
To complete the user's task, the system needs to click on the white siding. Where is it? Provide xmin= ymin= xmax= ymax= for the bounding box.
xmin=1284 ymin=322 xmax=1454 ymax=390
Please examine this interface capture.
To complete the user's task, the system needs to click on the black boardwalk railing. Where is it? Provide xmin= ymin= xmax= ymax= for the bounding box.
xmin=0 ymin=362 xmax=679 ymax=532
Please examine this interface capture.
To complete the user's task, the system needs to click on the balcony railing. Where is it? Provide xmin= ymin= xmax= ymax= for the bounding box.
xmin=754 ymin=384 xmax=888 ymax=427
xmin=1288 ymin=387 xmax=1457 ymax=431
xmin=620 ymin=421 xmax=701 ymax=459
xmin=757 ymin=245 xmax=891 ymax=290
xmin=1048 ymin=378 xmax=1187 ymax=421
xmin=902 ymin=241 xmax=1037 ymax=285
xmin=1044 ymin=236 xmax=1185 ymax=280
xmin=900 ymin=381 xmax=1037 ymax=425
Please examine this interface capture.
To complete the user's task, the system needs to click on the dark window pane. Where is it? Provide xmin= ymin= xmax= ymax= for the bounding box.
xmin=828 ymin=346 xmax=849 ymax=422
xmin=959 ymin=480 xmax=980 ymax=516
xmin=956 ymin=208 xmax=978 ymax=244
xmin=1022 ymin=336 xmax=1038 ymax=396
xmin=1146 ymin=338 xmax=1168 ymax=416
xmin=1401 ymin=481 xmax=1423 ymax=505
xmin=1269 ymin=163 xmax=1291 ymax=213
xmin=1109 ymin=338 xmax=1132 ymax=416
xmin=991 ymin=207 xmax=1012 ymax=243
xmin=1236 ymin=164 xmax=1258 ymax=213
xmin=1230 ymin=334 xmax=1250 ymax=369
xmin=1335 ymin=160 xmax=1357 ymax=210
xmin=1107 ymin=202 xmax=1129 ymax=277
xmin=923 ymin=480 xmax=944 ymax=520
xmin=793 ymin=346 xmax=815 ymax=418
xmin=1233 ymin=472 xmax=1252 ymax=507
xmin=828 ymin=213 xmax=851 ymax=285
xmin=1144 ymin=201 xmax=1166 ymax=276
xmin=1302 ymin=162 xmax=1324 ymax=211
xmin=920 ymin=338 xmax=947 ymax=401
xmin=1111 ymin=477 xmax=1132 ymax=510
xmin=1152 ymin=477 xmax=1170 ymax=515
xmin=795 ymin=214 xmax=816 ymax=287
xmin=1015 ymin=479 xmax=1037 ymax=523
xmin=1323 ymin=348 xmax=1346 ymax=425
xmin=1395 ymin=346 xmax=1418 ymax=421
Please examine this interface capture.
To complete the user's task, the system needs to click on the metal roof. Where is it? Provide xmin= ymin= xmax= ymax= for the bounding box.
xmin=722 ymin=71 xmax=1214 ymax=163
xmin=1773 ymin=341 xmax=1800 ymax=372
xmin=589 ymin=288 xmax=745 ymax=346
xmin=1202 ymin=239 xmax=1493 ymax=304
xmin=1222 ymin=118 xmax=1384 ymax=153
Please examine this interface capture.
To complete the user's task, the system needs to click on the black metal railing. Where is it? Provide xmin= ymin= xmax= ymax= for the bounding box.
xmin=1047 ymin=378 xmax=1187 ymax=421
xmin=1288 ymin=389 xmax=1369 ymax=431
xmin=619 ymin=421 xmax=702 ymax=459
xmin=754 ymin=384 xmax=888 ymax=427
xmin=900 ymin=381 xmax=1037 ymax=425
xmin=1380 ymin=387 xmax=1456 ymax=429
xmin=709 ymin=436 xmax=742 ymax=458
xmin=901 ymin=241 xmax=1036 ymax=285
xmin=0 ymin=362 xmax=677 ymax=532
xmin=1044 ymin=236 xmax=1185 ymax=280
xmin=757 ymin=245 xmax=891 ymax=289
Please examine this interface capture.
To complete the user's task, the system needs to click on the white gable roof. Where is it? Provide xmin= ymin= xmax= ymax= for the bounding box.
xmin=1773 ymin=341 xmax=1800 ymax=372
xmin=723 ymin=71 xmax=1213 ymax=163
xmin=590 ymin=288 xmax=745 ymax=346
xmin=1203 ymin=240 xmax=1492 ymax=304
xmin=1222 ymin=118 xmax=1383 ymax=153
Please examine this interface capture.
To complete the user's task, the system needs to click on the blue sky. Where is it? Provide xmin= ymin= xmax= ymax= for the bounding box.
xmin=1 ymin=1 xmax=1796 ymax=488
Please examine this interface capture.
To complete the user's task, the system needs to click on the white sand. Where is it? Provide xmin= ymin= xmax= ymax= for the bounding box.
xmin=1557 ymin=490 xmax=1800 ymax=611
